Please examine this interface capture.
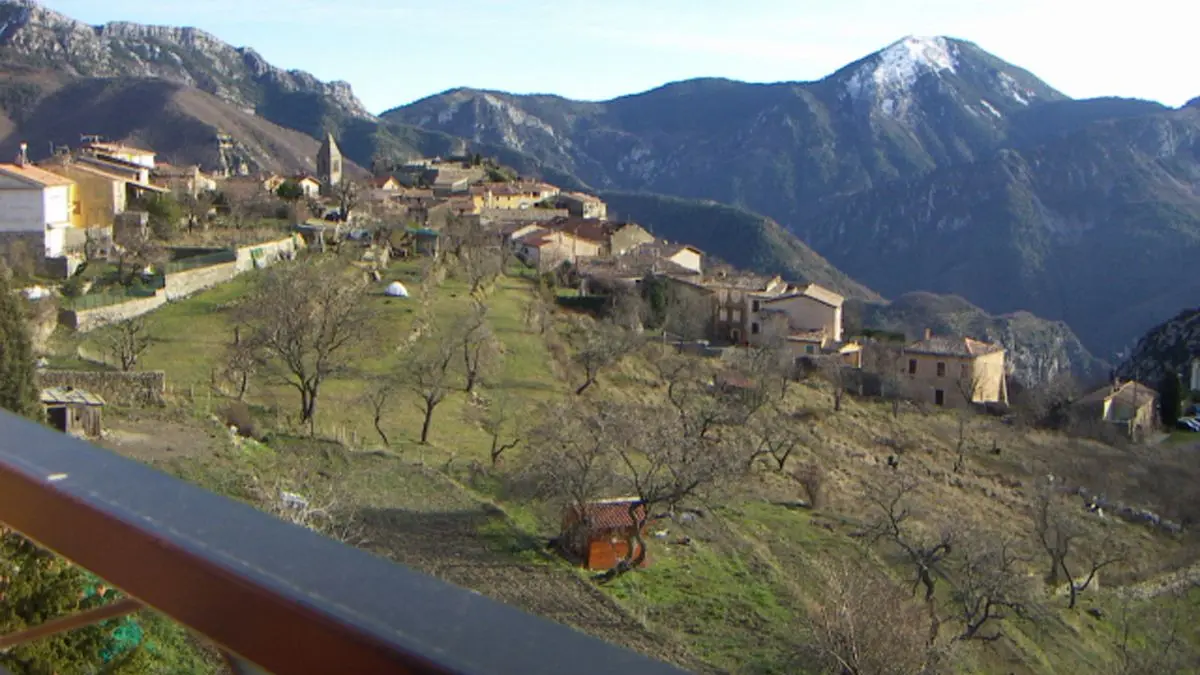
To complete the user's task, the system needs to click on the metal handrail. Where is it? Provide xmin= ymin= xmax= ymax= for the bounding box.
xmin=0 ymin=411 xmax=692 ymax=675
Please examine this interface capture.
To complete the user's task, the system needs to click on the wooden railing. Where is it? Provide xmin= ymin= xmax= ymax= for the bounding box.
xmin=0 ymin=411 xmax=691 ymax=674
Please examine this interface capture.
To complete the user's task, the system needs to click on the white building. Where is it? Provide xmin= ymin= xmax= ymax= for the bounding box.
xmin=1190 ymin=357 xmax=1200 ymax=393
xmin=80 ymin=141 xmax=157 ymax=170
xmin=0 ymin=160 xmax=77 ymax=258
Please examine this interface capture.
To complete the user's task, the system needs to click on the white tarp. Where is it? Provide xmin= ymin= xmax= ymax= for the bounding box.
xmin=385 ymin=281 xmax=409 ymax=297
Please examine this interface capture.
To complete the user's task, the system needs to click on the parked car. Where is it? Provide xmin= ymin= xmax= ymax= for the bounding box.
xmin=1176 ymin=417 xmax=1200 ymax=432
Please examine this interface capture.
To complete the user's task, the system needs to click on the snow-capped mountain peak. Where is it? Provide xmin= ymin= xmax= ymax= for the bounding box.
xmin=844 ymin=36 xmax=959 ymax=117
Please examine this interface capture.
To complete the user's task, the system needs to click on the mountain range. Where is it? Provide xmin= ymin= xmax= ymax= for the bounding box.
xmin=0 ymin=1 xmax=1180 ymax=384
xmin=384 ymin=37 xmax=1200 ymax=363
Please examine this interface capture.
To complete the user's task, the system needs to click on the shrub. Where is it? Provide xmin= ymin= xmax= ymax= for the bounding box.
xmin=222 ymin=401 xmax=257 ymax=439
xmin=794 ymin=462 xmax=827 ymax=509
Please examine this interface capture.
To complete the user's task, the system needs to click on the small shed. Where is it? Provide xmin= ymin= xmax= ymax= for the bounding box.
xmin=41 ymin=386 xmax=105 ymax=438
xmin=407 ymin=227 xmax=441 ymax=257
xmin=559 ymin=498 xmax=651 ymax=571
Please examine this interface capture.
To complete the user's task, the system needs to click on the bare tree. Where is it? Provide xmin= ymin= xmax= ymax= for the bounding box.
xmin=524 ymin=395 xmax=749 ymax=581
xmin=523 ymin=277 xmax=555 ymax=335
xmin=571 ymin=319 xmax=641 ymax=395
xmin=334 ymin=180 xmax=360 ymax=223
xmin=181 ymin=190 xmax=215 ymax=233
xmin=818 ymin=355 xmax=850 ymax=412
xmin=404 ymin=327 xmax=458 ymax=445
xmin=221 ymin=324 xmax=259 ymax=400
xmin=747 ymin=406 xmax=803 ymax=472
xmin=1033 ymin=483 xmax=1126 ymax=609
xmin=948 ymin=536 xmax=1031 ymax=641
xmin=1110 ymin=589 xmax=1198 ymax=675
xmin=362 ymin=379 xmax=393 ymax=447
xmin=867 ymin=475 xmax=955 ymax=603
xmin=464 ymin=394 xmax=522 ymax=466
xmin=460 ymin=304 xmax=502 ymax=394
xmin=867 ymin=341 xmax=909 ymax=417
xmin=803 ymin=560 xmax=948 ymax=675
xmin=113 ymin=225 xmax=167 ymax=285
xmin=239 ymin=259 xmax=373 ymax=431
xmin=104 ymin=317 xmax=151 ymax=372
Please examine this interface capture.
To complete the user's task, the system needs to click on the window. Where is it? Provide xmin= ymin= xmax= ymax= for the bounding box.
xmin=752 ymin=300 xmax=760 ymax=312
xmin=935 ymin=389 xmax=945 ymax=406
xmin=936 ymin=362 xmax=946 ymax=377
xmin=908 ymin=359 xmax=917 ymax=375
xmin=805 ymin=345 xmax=815 ymax=354
xmin=751 ymin=322 xmax=760 ymax=335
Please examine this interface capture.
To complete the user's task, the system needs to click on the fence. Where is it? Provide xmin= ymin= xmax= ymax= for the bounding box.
xmin=163 ymin=249 xmax=237 ymax=274
xmin=62 ymin=286 xmax=159 ymax=311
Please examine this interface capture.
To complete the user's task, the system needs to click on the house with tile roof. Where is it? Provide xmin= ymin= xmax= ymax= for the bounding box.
xmin=746 ymin=283 xmax=845 ymax=356
xmin=1072 ymin=380 xmax=1159 ymax=440
xmin=0 ymin=147 xmax=80 ymax=262
xmin=899 ymin=329 xmax=1009 ymax=408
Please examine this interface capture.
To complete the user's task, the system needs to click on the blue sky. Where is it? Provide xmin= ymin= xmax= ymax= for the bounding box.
xmin=40 ymin=0 xmax=1196 ymax=114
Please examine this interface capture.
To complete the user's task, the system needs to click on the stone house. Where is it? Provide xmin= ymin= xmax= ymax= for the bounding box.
xmin=514 ymin=228 xmax=601 ymax=270
xmin=746 ymin=283 xmax=844 ymax=356
xmin=371 ymin=176 xmax=402 ymax=192
xmin=537 ymin=217 xmax=654 ymax=257
xmin=660 ymin=271 xmax=789 ymax=344
xmin=1190 ymin=357 xmax=1200 ymax=393
xmin=470 ymin=181 xmax=560 ymax=211
xmin=557 ymin=191 xmax=608 ymax=220
xmin=153 ymin=163 xmax=217 ymax=198
xmin=293 ymin=175 xmax=322 ymax=199
xmin=1072 ymin=380 xmax=1159 ymax=439
xmin=898 ymin=330 xmax=1009 ymax=408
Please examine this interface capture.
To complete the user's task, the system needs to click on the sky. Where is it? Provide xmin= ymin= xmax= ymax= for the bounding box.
xmin=38 ymin=0 xmax=1199 ymax=114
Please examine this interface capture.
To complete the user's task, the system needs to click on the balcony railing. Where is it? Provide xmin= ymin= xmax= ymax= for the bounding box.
xmin=0 ymin=411 xmax=691 ymax=674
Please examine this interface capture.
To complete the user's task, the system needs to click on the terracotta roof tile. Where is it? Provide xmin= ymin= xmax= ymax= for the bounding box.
xmin=0 ymin=163 xmax=74 ymax=187
xmin=567 ymin=499 xmax=646 ymax=531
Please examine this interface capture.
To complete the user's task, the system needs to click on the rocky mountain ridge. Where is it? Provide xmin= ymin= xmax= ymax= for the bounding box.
xmin=0 ymin=0 xmax=373 ymax=133
xmin=1117 ymin=308 xmax=1200 ymax=388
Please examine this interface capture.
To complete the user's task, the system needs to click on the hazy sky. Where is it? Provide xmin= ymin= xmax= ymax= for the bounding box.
xmin=39 ymin=0 xmax=1197 ymax=114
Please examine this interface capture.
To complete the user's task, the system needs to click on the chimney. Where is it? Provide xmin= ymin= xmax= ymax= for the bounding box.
xmin=924 ymin=328 xmax=933 ymax=341
xmin=16 ymin=142 xmax=28 ymax=167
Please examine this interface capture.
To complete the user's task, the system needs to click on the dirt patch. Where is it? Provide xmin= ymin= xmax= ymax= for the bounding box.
xmin=99 ymin=415 xmax=223 ymax=463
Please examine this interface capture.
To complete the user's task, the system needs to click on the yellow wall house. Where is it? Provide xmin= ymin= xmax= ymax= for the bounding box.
xmin=42 ymin=160 xmax=127 ymax=229
xmin=901 ymin=330 xmax=1009 ymax=408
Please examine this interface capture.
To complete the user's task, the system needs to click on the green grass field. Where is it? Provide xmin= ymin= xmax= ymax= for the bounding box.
xmin=64 ymin=254 xmax=1200 ymax=675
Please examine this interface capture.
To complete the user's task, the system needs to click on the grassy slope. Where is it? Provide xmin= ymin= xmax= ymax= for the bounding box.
xmin=67 ymin=259 xmax=1200 ymax=674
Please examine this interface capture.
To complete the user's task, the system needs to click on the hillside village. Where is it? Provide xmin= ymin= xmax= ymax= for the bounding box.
xmin=1 ymin=125 xmax=1199 ymax=674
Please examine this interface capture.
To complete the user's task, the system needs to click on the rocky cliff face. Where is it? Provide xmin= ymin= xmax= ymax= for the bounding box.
xmin=1117 ymin=308 xmax=1200 ymax=386
xmin=0 ymin=0 xmax=373 ymax=131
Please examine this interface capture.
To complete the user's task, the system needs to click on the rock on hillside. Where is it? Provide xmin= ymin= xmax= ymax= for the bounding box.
xmin=1117 ymin=307 xmax=1200 ymax=386
xmin=856 ymin=291 xmax=1110 ymax=386
xmin=0 ymin=0 xmax=372 ymax=136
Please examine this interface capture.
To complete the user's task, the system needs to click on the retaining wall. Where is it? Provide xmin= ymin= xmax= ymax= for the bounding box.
xmin=163 ymin=261 xmax=238 ymax=301
xmin=37 ymin=369 xmax=167 ymax=406
xmin=63 ymin=294 xmax=167 ymax=332
xmin=235 ymin=235 xmax=302 ymax=273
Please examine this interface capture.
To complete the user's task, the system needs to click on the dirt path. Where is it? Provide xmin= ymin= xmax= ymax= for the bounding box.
xmin=99 ymin=415 xmax=223 ymax=463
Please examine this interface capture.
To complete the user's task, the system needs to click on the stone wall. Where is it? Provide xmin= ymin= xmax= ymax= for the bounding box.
xmin=163 ymin=261 xmax=237 ymax=301
xmin=37 ymin=369 xmax=167 ymax=406
xmin=234 ymin=235 xmax=301 ymax=273
xmin=64 ymin=294 xmax=167 ymax=332
xmin=479 ymin=208 xmax=568 ymax=225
